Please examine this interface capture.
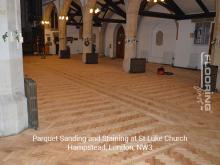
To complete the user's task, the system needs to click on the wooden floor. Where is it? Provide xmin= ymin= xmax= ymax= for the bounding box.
xmin=0 ymin=55 xmax=220 ymax=165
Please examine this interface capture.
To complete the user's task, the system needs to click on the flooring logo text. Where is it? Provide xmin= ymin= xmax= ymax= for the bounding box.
xmin=194 ymin=52 xmax=213 ymax=113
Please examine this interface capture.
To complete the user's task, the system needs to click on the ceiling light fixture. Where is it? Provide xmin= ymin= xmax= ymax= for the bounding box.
xmin=89 ymin=7 xmax=100 ymax=14
xmin=147 ymin=0 xmax=165 ymax=2
xmin=95 ymin=8 xmax=100 ymax=14
xmin=89 ymin=8 xmax=94 ymax=14
xmin=59 ymin=16 xmax=69 ymax=21
xmin=41 ymin=21 xmax=50 ymax=25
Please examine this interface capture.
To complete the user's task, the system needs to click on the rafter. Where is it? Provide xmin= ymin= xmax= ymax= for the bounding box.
xmin=103 ymin=8 xmax=109 ymax=18
xmin=139 ymin=10 xmax=215 ymax=20
xmin=139 ymin=10 xmax=177 ymax=19
xmin=70 ymin=1 xmax=81 ymax=12
xmin=103 ymin=0 xmax=126 ymax=19
xmin=99 ymin=18 xmax=126 ymax=23
xmin=178 ymin=12 xmax=215 ymax=20
xmin=115 ymin=0 xmax=125 ymax=5
xmin=68 ymin=13 xmax=82 ymax=17
xmin=66 ymin=22 xmax=82 ymax=26
xmin=195 ymin=0 xmax=210 ymax=14
xmin=66 ymin=0 xmax=215 ymax=27
xmin=165 ymin=0 xmax=185 ymax=16
xmin=139 ymin=0 xmax=148 ymax=13
xmin=96 ymin=2 xmax=115 ymax=17
xmin=157 ymin=1 xmax=176 ymax=14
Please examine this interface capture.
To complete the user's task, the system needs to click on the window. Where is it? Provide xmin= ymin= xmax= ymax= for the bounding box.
xmin=156 ymin=31 xmax=163 ymax=46
xmin=194 ymin=22 xmax=211 ymax=45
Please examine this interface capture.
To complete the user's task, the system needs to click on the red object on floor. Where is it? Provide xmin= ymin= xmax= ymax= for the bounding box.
xmin=157 ymin=67 xmax=165 ymax=75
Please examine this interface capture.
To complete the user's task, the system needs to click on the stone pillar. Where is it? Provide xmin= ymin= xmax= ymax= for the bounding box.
xmin=82 ymin=0 xmax=96 ymax=63
xmin=58 ymin=0 xmax=73 ymax=55
xmin=43 ymin=3 xmax=54 ymax=29
xmin=123 ymin=0 xmax=142 ymax=72
xmin=0 ymin=0 xmax=28 ymax=136
xmin=59 ymin=20 xmax=67 ymax=51
xmin=213 ymin=0 xmax=220 ymax=90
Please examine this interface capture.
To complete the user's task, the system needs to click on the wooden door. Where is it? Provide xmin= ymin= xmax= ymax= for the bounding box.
xmin=116 ymin=26 xmax=125 ymax=58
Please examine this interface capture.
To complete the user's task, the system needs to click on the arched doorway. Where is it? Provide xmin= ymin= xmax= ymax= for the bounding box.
xmin=43 ymin=2 xmax=58 ymax=55
xmin=116 ymin=26 xmax=125 ymax=58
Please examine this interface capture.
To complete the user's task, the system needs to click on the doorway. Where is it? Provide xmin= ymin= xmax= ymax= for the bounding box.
xmin=116 ymin=26 xmax=125 ymax=58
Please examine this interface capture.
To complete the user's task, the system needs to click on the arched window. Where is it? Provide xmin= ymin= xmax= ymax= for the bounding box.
xmin=156 ymin=31 xmax=163 ymax=46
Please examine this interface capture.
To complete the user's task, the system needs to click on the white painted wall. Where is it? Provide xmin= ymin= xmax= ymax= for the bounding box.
xmin=174 ymin=20 xmax=210 ymax=69
xmin=137 ymin=23 xmax=176 ymax=64
xmin=44 ymin=26 xmax=83 ymax=55
xmin=104 ymin=5 xmax=211 ymax=69
xmin=44 ymin=26 xmax=103 ymax=55
xmin=45 ymin=29 xmax=58 ymax=54
xmin=137 ymin=5 xmax=176 ymax=65
xmin=66 ymin=25 xmax=83 ymax=55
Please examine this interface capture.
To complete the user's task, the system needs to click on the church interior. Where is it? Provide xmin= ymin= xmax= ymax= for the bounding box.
xmin=0 ymin=0 xmax=220 ymax=164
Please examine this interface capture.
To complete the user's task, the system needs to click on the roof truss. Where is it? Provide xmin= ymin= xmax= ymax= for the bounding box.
xmin=66 ymin=0 xmax=216 ymax=27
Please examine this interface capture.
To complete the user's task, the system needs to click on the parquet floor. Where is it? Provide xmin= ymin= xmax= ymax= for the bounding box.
xmin=0 ymin=55 xmax=220 ymax=165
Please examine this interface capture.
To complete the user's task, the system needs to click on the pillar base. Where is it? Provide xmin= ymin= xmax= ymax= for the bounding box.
xmin=83 ymin=53 xmax=99 ymax=64
xmin=59 ymin=50 xmax=70 ymax=59
xmin=123 ymin=58 xmax=146 ymax=73
xmin=0 ymin=93 xmax=28 ymax=137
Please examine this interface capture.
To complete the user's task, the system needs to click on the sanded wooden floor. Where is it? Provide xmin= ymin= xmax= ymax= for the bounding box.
xmin=0 ymin=55 xmax=220 ymax=165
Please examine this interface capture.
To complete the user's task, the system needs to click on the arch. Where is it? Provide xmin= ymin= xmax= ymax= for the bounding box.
xmin=113 ymin=24 xmax=126 ymax=58
xmin=59 ymin=0 xmax=82 ymax=17
xmin=50 ymin=8 xmax=58 ymax=29
xmin=43 ymin=2 xmax=57 ymax=29
xmin=116 ymin=26 xmax=125 ymax=58
xmin=59 ymin=0 xmax=83 ymax=52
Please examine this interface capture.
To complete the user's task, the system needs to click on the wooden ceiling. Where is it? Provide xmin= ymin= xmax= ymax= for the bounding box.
xmin=65 ymin=0 xmax=216 ymax=26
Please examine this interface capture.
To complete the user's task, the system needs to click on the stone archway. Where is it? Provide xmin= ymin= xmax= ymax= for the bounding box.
xmin=43 ymin=2 xmax=59 ymax=55
xmin=43 ymin=2 xmax=57 ymax=29
xmin=58 ymin=0 xmax=85 ymax=54
xmin=115 ymin=25 xmax=125 ymax=58
xmin=58 ymin=0 xmax=75 ymax=52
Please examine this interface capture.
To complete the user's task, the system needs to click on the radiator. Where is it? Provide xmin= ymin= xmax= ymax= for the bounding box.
xmin=24 ymin=78 xmax=38 ymax=130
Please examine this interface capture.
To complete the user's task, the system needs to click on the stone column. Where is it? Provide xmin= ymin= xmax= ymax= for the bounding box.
xmin=0 ymin=0 xmax=28 ymax=136
xmin=43 ymin=3 xmax=54 ymax=29
xmin=59 ymin=20 xmax=67 ymax=52
xmin=82 ymin=0 xmax=96 ymax=63
xmin=123 ymin=0 xmax=142 ymax=72
xmin=58 ymin=0 xmax=73 ymax=55
xmin=213 ymin=0 xmax=220 ymax=90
